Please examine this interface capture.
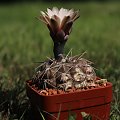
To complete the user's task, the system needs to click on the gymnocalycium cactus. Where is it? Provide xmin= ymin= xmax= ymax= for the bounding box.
xmin=32 ymin=7 xmax=107 ymax=93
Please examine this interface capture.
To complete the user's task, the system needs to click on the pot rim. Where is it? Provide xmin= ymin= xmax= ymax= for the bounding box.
xmin=26 ymin=80 xmax=112 ymax=97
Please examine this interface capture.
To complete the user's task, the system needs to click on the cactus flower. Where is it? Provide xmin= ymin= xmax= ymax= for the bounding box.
xmin=38 ymin=7 xmax=80 ymax=60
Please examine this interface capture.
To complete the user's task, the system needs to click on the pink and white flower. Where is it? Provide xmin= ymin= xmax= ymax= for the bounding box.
xmin=38 ymin=7 xmax=80 ymax=60
xmin=38 ymin=7 xmax=79 ymax=38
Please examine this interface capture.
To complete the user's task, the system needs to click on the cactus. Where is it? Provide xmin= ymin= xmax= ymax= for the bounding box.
xmin=32 ymin=53 xmax=98 ymax=91
xmin=32 ymin=7 xmax=107 ymax=92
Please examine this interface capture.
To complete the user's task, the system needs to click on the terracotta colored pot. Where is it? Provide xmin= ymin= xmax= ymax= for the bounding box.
xmin=26 ymin=80 xmax=112 ymax=120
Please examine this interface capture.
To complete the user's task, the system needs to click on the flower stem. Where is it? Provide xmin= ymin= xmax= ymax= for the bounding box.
xmin=53 ymin=41 xmax=66 ymax=60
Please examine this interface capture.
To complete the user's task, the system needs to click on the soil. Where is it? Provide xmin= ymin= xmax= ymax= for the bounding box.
xmin=28 ymin=79 xmax=108 ymax=96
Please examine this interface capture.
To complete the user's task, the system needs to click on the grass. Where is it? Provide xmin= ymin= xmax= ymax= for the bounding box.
xmin=0 ymin=1 xmax=120 ymax=119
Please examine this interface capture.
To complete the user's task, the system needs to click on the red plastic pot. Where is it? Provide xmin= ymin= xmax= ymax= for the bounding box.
xmin=26 ymin=80 xmax=112 ymax=120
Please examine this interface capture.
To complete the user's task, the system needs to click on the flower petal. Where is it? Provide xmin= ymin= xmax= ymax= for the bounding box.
xmin=44 ymin=15 xmax=51 ymax=24
xmin=59 ymin=8 xmax=68 ymax=21
xmin=60 ymin=16 xmax=70 ymax=29
xmin=52 ymin=7 xmax=59 ymax=15
xmin=67 ymin=9 xmax=74 ymax=16
xmin=50 ymin=18 xmax=59 ymax=34
xmin=40 ymin=11 xmax=47 ymax=16
xmin=39 ymin=11 xmax=50 ymax=24
xmin=37 ymin=16 xmax=48 ymax=24
xmin=71 ymin=10 xmax=80 ymax=21
xmin=63 ymin=20 xmax=73 ymax=35
xmin=47 ymin=8 xmax=54 ymax=18
xmin=52 ymin=15 xmax=60 ymax=26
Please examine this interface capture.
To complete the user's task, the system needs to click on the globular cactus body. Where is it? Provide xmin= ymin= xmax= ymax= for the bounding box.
xmin=32 ymin=54 xmax=98 ymax=91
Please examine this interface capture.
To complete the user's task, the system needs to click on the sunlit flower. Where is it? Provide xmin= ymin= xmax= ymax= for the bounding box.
xmin=38 ymin=7 xmax=80 ymax=59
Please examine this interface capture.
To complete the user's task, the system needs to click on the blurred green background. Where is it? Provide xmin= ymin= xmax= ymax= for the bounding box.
xmin=0 ymin=1 xmax=120 ymax=119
